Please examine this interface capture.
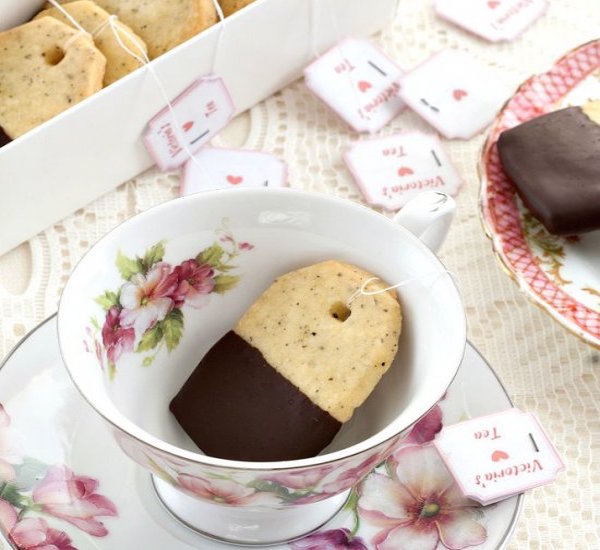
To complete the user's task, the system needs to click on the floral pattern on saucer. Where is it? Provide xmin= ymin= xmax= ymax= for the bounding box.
xmin=0 ymin=316 xmax=521 ymax=549
xmin=289 ymin=404 xmax=489 ymax=550
xmin=0 ymin=405 xmax=117 ymax=550
xmin=480 ymin=39 xmax=600 ymax=348
xmin=84 ymin=223 xmax=254 ymax=378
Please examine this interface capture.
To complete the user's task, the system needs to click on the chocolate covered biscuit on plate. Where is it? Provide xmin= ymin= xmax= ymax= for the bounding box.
xmin=498 ymin=102 xmax=600 ymax=235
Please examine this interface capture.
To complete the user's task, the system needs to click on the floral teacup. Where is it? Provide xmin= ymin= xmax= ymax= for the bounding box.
xmin=58 ymin=189 xmax=466 ymax=545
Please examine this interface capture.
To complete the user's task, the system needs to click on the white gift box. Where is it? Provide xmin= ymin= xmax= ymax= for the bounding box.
xmin=0 ymin=0 xmax=398 ymax=256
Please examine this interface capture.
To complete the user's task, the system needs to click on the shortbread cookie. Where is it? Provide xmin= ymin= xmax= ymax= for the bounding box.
xmin=170 ymin=260 xmax=402 ymax=461
xmin=235 ymin=261 xmax=402 ymax=422
xmin=36 ymin=1 xmax=147 ymax=86
xmin=50 ymin=0 xmax=218 ymax=58
xmin=219 ymin=0 xmax=256 ymax=17
xmin=0 ymin=17 xmax=105 ymax=138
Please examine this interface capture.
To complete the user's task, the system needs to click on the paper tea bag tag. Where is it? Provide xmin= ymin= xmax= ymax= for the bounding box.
xmin=181 ymin=148 xmax=287 ymax=195
xmin=399 ymin=49 xmax=508 ymax=139
xmin=434 ymin=0 xmax=548 ymax=42
xmin=434 ymin=408 xmax=564 ymax=505
xmin=344 ymin=131 xmax=462 ymax=210
xmin=144 ymin=75 xmax=234 ymax=171
xmin=304 ymin=38 xmax=406 ymax=133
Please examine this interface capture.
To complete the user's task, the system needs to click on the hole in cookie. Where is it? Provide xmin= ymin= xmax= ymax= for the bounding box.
xmin=330 ymin=301 xmax=351 ymax=322
xmin=43 ymin=47 xmax=65 ymax=66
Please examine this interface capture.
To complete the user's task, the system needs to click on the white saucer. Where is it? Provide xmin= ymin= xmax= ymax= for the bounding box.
xmin=0 ymin=316 xmax=522 ymax=549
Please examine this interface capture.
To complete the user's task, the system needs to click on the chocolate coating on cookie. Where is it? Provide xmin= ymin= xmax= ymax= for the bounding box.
xmin=170 ymin=331 xmax=341 ymax=462
xmin=0 ymin=127 xmax=11 ymax=147
xmin=498 ymin=106 xmax=600 ymax=235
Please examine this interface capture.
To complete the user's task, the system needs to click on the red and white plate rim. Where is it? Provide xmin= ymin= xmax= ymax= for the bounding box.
xmin=479 ymin=39 xmax=600 ymax=349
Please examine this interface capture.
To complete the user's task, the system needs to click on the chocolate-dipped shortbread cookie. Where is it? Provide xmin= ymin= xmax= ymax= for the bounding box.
xmin=497 ymin=102 xmax=600 ymax=235
xmin=170 ymin=260 xmax=402 ymax=461
xmin=0 ymin=128 xmax=11 ymax=148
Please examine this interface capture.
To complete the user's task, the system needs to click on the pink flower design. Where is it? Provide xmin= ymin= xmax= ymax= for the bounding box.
xmin=358 ymin=445 xmax=486 ymax=550
xmin=94 ymin=340 xmax=104 ymax=368
xmin=32 ymin=465 xmax=117 ymax=537
xmin=259 ymin=407 xmax=443 ymax=506
xmin=291 ymin=528 xmax=367 ymax=549
xmin=119 ymin=262 xmax=178 ymax=336
xmin=262 ymin=465 xmax=335 ymax=491
xmin=402 ymin=405 xmax=443 ymax=445
xmin=0 ymin=500 xmax=76 ymax=550
xmin=0 ymin=498 xmax=17 ymax=534
xmin=266 ymin=455 xmax=385 ymax=506
xmin=0 ymin=404 xmax=22 ymax=482
xmin=322 ymin=453 xmax=383 ymax=495
xmin=171 ymin=260 xmax=214 ymax=308
xmin=0 ymin=460 xmax=14 ymax=482
xmin=101 ymin=306 xmax=135 ymax=364
xmin=238 ymin=242 xmax=254 ymax=251
xmin=178 ymin=474 xmax=279 ymax=506
xmin=178 ymin=474 xmax=258 ymax=506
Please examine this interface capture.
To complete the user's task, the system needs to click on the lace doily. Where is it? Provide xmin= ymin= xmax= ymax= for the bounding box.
xmin=1 ymin=1 xmax=599 ymax=547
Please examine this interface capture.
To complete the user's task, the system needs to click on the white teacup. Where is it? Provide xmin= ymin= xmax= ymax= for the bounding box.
xmin=58 ymin=189 xmax=465 ymax=545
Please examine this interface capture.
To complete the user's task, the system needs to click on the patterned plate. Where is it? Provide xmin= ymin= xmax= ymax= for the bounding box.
xmin=0 ymin=316 xmax=522 ymax=550
xmin=479 ymin=40 xmax=600 ymax=349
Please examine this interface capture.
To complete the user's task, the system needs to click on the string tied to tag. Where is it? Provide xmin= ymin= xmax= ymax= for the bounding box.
xmin=47 ymin=0 xmax=92 ymax=50
xmin=346 ymin=270 xmax=453 ymax=307
xmin=47 ymin=0 xmax=228 ymax=173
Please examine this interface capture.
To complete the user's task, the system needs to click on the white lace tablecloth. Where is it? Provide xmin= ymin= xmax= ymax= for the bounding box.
xmin=1 ymin=1 xmax=599 ymax=547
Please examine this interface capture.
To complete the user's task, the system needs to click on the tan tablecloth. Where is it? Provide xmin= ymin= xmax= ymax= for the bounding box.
xmin=1 ymin=1 xmax=599 ymax=547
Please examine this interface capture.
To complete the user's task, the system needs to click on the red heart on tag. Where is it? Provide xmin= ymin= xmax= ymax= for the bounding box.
xmin=453 ymin=89 xmax=468 ymax=101
xmin=227 ymin=175 xmax=243 ymax=185
xmin=487 ymin=0 xmax=500 ymax=8
xmin=397 ymin=166 xmax=414 ymax=177
xmin=492 ymin=450 xmax=509 ymax=462
xmin=358 ymin=81 xmax=372 ymax=93
xmin=182 ymin=121 xmax=194 ymax=132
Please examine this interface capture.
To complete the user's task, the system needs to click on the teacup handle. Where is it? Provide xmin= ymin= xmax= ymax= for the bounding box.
xmin=393 ymin=192 xmax=455 ymax=253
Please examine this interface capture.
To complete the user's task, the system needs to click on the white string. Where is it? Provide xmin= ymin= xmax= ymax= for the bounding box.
xmin=104 ymin=18 xmax=148 ymax=64
xmin=46 ymin=0 xmax=228 ymax=174
xmin=325 ymin=0 xmax=343 ymax=46
xmin=210 ymin=0 xmax=227 ymax=75
xmin=310 ymin=0 xmax=321 ymax=58
xmin=105 ymin=18 xmax=206 ymax=170
xmin=48 ymin=0 xmax=92 ymax=50
xmin=48 ymin=0 xmax=87 ymax=33
xmin=459 ymin=377 xmax=476 ymax=420
xmin=310 ymin=0 xmax=342 ymax=58
xmin=346 ymin=270 xmax=453 ymax=306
